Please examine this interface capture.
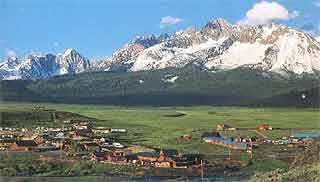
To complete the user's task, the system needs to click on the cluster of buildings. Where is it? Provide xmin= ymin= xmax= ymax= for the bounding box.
xmin=92 ymin=148 xmax=203 ymax=169
xmin=0 ymin=121 xmax=127 ymax=153
xmin=202 ymin=123 xmax=320 ymax=152
xmin=0 ymin=122 xmax=203 ymax=169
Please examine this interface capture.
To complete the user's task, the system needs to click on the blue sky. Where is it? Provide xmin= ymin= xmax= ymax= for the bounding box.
xmin=0 ymin=0 xmax=319 ymax=60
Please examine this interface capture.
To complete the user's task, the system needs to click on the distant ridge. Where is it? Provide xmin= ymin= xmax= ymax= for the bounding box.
xmin=1 ymin=19 xmax=320 ymax=80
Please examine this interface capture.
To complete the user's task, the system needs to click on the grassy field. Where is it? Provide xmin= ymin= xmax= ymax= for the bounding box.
xmin=1 ymin=101 xmax=319 ymax=181
xmin=1 ymin=101 xmax=319 ymax=153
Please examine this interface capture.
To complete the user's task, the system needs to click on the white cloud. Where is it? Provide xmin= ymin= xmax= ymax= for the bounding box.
xmin=6 ymin=49 xmax=16 ymax=57
xmin=313 ymin=0 xmax=320 ymax=7
xmin=53 ymin=41 xmax=60 ymax=48
xmin=239 ymin=1 xmax=299 ymax=25
xmin=316 ymin=36 xmax=320 ymax=42
xmin=160 ymin=16 xmax=183 ymax=28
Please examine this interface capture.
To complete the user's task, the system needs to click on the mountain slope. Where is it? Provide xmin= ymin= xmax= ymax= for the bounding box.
xmin=0 ymin=49 xmax=90 ymax=80
xmin=1 ymin=19 xmax=319 ymax=80
xmin=98 ymin=19 xmax=320 ymax=75
xmin=0 ymin=66 xmax=319 ymax=106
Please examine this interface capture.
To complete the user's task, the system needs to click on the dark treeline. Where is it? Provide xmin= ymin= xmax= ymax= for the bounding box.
xmin=0 ymin=66 xmax=319 ymax=107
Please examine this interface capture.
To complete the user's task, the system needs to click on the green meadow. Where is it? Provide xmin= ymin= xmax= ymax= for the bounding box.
xmin=1 ymin=101 xmax=319 ymax=154
xmin=1 ymin=101 xmax=320 ymax=181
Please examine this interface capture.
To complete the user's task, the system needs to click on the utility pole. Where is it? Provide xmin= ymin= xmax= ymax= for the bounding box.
xmin=249 ymin=138 xmax=253 ymax=159
xmin=201 ymin=159 xmax=204 ymax=182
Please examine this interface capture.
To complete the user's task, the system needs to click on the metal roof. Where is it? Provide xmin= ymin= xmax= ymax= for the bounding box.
xmin=290 ymin=133 xmax=320 ymax=138
xmin=203 ymin=136 xmax=247 ymax=148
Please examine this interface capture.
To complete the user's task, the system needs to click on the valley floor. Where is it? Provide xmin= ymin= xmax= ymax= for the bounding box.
xmin=0 ymin=101 xmax=319 ymax=181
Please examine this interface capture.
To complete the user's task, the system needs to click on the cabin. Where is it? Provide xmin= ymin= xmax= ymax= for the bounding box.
xmin=0 ymin=139 xmax=15 ymax=151
xmin=216 ymin=124 xmax=236 ymax=131
xmin=136 ymin=152 xmax=159 ymax=162
xmin=21 ymin=134 xmax=44 ymax=145
xmin=75 ymin=128 xmax=93 ymax=138
xmin=110 ymin=128 xmax=127 ymax=133
xmin=35 ymin=144 xmax=56 ymax=152
xmin=203 ymin=136 xmax=247 ymax=150
xmin=135 ymin=149 xmax=178 ymax=167
xmin=201 ymin=132 xmax=221 ymax=139
xmin=0 ymin=133 xmax=14 ymax=139
xmin=82 ymin=142 xmax=100 ymax=152
xmin=258 ymin=124 xmax=273 ymax=130
xmin=73 ymin=122 xmax=89 ymax=130
xmin=92 ymin=128 xmax=111 ymax=134
xmin=155 ymin=161 xmax=171 ymax=168
xmin=289 ymin=133 xmax=320 ymax=143
xmin=179 ymin=134 xmax=192 ymax=141
xmin=8 ymin=140 xmax=37 ymax=152
xmin=100 ymin=148 xmax=126 ymax=162
xmin=51 ymin=138 xmax=65 ymax=149
xmin=92 ymin=151 xmax=113 ymax=161
xmin=171 ymin=154 xmax=202 ymax=168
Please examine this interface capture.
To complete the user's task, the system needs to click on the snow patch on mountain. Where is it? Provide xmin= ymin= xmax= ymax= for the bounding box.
xmin=206 ymin=41 xmax=269 ymax=69
xmin=162 ymin=75 xmax=179 ymax=83
xmin=99 ymin=19 xmax=320 ymax=75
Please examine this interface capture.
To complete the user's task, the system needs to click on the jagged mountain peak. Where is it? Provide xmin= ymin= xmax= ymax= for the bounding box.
xmin=1 ymin=19 xmax=320 ymax=80
xmin=132 ymin=34 xmax=170 ymax=48
xmin=6 ymin=56 xmax=19 ymax=66
xmin=0 ymin=49 xmax=90 ymax=80
xmin=64 ymin=48 xmax=76 ymax=54
xmin=203 ymin=18 xmax=231 ymax=30
xmin=98 ymin=19 xmax=320 ymax=75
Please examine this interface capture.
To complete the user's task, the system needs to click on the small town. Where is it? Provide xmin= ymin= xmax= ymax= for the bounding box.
xmin=0 ymin=119 xmax=204 ymax=169
xmin=1 ymin=116 xmax=319 ymax=173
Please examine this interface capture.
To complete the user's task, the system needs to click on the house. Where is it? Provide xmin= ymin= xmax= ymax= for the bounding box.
xmin=82 ymin=142 xmax=100 ymax=152
xmin=73 ymin=122 xmax=89 ymax=130
xmin=216 ymin=124 xmax=236 ymax=131
xmin=289 ymin=133 xmax=320 ymax=143
xmin=35 ymin=144 xmax=56 ymax=152
xmin=171 ymin=154 xmax=202 ymax=168
xmin=75 ymin=128 xmax=93 ymax=138
xmin=0 ymin=139 xmax=15 ymax=151
xmin=51 ymin=138 xmax=65 ymax=149
xmin=136 ymin=152 xmax=160 ymax=162
xmin=155 ymin=161 xmax=171 ymax=168
xmin=92 ymin=129 xmax=111 ymax=134
xmin=92 ymin=151 xmax=113 ymax=161
xmin=100 ymin=147 xmax=126 ymax=163
xmin=92 ymin=127 xmax=111 ymax=134
xmin=0 ymin=133 xmax=14 ymax=139
xmin=21 ymin=134 xmax=44 ymax=145
xmin=258 ymin=124 xmax=273 ymax=130
xmin=179 ymin=134 xmax=192 ymax=141
xmin=8 ymin=140 xmax=37 ymax=151
xmin=203 ymin=136 xmax=247 ymax=150
xmin=201 ymin=132 xmax=221 ymax=139
xmin=135 ymin=149 xmax=178 ymax=166
xmin=110 ymin=128 xmax=127 ymax=133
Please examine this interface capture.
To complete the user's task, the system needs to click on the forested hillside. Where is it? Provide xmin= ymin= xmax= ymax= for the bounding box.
xmin=0 ymin=66 xmax=319 ymax=106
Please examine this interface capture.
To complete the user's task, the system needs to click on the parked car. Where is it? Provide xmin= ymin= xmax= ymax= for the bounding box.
xmin=112 ymin=142 xmax=124 ymax=148
xmin=100 ymin=142 xmax=113 ymax=147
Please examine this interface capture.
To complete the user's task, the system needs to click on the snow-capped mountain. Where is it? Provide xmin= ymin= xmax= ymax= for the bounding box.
xmin=0 ymin=49 xmax=90 ymax=80
xmin=98 ymin=19 xmax=320 ymax=74
xmin=1 ymin=19 xmax=319 ymax=80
